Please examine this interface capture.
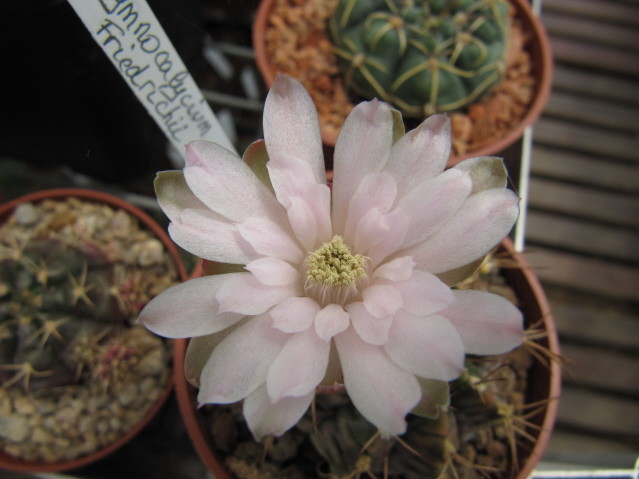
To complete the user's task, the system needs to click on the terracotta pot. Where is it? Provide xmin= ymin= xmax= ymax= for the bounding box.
xmin=0 ymin=188 xmax=188 ymax=473
xmin=253 ymin=0 xmax=553 ymax=167
xmin=174 ymin=237 xmax=560 ymax=479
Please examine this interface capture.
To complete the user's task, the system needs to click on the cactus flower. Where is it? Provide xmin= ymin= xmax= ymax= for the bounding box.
xmin=140 ymin=75 xmax=523 ymax=439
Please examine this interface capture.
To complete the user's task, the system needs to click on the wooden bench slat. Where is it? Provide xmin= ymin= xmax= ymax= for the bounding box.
xmin=522 ymin=247 xmax=639 ymax=301
xmin=558 ymin=343 xmax=639 ymax=395
xmin=547 ymin=430 xmax=639 ymax=456
xmin=544 ymin=287 xmax=639 ymax=351
xmin=525 ymin=211 xmax=639 ymax=263
xmin=543 ymin=91 xmax=639 ymax=134
xmin=531 ymin=146 xmax=639 ymax=194
xmin=556 ymin=386 xmax=639 ymax=437
xmin=543 ymin=0 xmax=639 ymax=28
xmin=528 ymin=177 xmax=639 ymax=227
xmin=534 ymin=118 xmax=639 ymax=163
xmin=550 ymin=37 xmax=639 ymax=77
xmin=551 ymin=64 xmax=639 ymax=106
xmin=541 ymin=11 xmax=639 ymax=51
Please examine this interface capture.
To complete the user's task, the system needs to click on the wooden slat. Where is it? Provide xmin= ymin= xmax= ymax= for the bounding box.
xmin=523 ymin=247 xmax=639 ymax=301
xmin=531 ymin=146 xmax=639 ymax=194
xmin=550 ymin=37 xmax=639 ymax=77
xmin=529 ymin=0 xmax=639 ymax=460
xmin=543 ymin=0 xmax=639 ymax=28
xmin=547 ymin=430 xmax=639 ymax=456
xmin=543 ymin=91 xmax=639 ymax=134
xmin=534 ymin=118 xmax=639 ymax=163
xmin=528 ymin=177 xmax=639 ymax=227
xmin=559 ymin=343 xmax=639 ymax=395
xmin=555 ymin=386 xmax=639 ymax=437
xmin=541 ymin=11 xmax=639 ymax=51
xmin=551 ymin=65 xmax=639 ymax=106
xmin=545 ymin=290 xmax=639 ymax=351
xmin=526 ymin=211 xmax=639 ymax=263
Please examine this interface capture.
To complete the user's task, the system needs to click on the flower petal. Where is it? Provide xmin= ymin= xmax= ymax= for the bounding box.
xmin=243 ymin=384 xmax=314 ymax=439
xmin=363 ymin=284 xmax=403 ymax=319
xmin=335 ymin=326 xmax=421 ymax=436
xmin=315 ymin=303 xmax=350 ymax=340
xmin=216 ymin=273 xmax=298 ymax=315
xmin=441 ymin=290 xmax=524 ymax=355
xmin=453 ymin=156 xmax=508 ymax=194
xmin=385 ymin=114 xmax=451 ymax=201
xmin=344 ymin=172 xmax=397 ymax=246
xmin=154 ymin=170 xmax=206 ymax=221
xmin=332 ymin=100 xmax=394 ymax=235
xmin=353 ymin=207 xmax=387 ymax=255
xmin=409 ymin=188 xmax=519 ymax=274
xmin=347 ymin=301 xmax=394 ymax=345
xmin=385 ymin=311 xmax=465 ymax=381
xmin=168 ymin=209 xmax=253 ymax=264
xmin=267 ymin=155 xmax=332 ymax=250
xmin=185 ymin=328 xmax=244 ymax=387
xmin=245 ymin=257 xmax=300 ymax=286
xmin=373 ymin=256 xmax=416 ymax=282
xmin=395 ymin=271 xmax=454 ymax=316
xmin=263 ymin=75 xmax=325 ymax=186
xmin=237 ymin=217 xmax=304 ymax=264
xmin=267 ymin=327 xmax=330 ymax=401
xmin=397 ymin=169 xmax=472 ymax=249
xmin=354 ymin=208 xmax=408 ymax=264
xmin=367 ymin=209 xmax=410 ymax=269
xmin=198 ymin=316 xmax=287 ymax=404
xmin=138 ymin=275 xmax=244 ymax=338
xmin=184 ymin=141 xmax=283 ymax=223
xmin=270 ymin=296 xmax=319 ymax=333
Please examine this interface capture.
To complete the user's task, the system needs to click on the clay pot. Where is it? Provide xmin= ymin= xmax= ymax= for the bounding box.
xmin=253 ymin=0 xmax=553 ymax=167
xmin=174 ymin=237 xmax=561 ymax=479
xmin=0 ymin=188 xmax=188 ymax=473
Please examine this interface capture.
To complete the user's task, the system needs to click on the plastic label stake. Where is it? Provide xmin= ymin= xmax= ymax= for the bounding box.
xmin=68 ymin=0 xmax=237 ymax=157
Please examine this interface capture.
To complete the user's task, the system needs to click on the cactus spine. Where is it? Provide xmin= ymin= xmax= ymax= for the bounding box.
xmin=330 ymin=0 xmax=510 ymax=117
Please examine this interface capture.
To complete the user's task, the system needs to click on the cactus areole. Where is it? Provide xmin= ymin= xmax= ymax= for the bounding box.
xmin=330 ymin=0 xmax=510 ymax=117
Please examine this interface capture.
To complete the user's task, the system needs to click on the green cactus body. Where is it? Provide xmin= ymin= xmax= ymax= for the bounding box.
xmin=330 ymin=0 xmax=510 ymax=116
xmin=0 ymin=238 xmax=127 ymax=391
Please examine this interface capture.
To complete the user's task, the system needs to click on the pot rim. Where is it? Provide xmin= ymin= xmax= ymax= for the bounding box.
xmin=0 ymin=188 xmax=188 ymax=473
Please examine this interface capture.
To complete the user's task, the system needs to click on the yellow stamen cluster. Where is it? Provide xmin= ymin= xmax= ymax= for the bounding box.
xmin=306 ymin=236 xmax=366 ymax=287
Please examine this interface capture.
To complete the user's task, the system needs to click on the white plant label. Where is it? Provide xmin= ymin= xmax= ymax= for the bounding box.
xmin=68 ymin=0 xmax=237 ymax=156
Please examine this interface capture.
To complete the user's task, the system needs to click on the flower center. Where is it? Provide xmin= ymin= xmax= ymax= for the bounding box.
xmin=305 ymin=236 xmax=367 ymax=305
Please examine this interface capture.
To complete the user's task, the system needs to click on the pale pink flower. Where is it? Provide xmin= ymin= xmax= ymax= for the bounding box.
xmin=140 ymin=75 xmax=523 ymax=439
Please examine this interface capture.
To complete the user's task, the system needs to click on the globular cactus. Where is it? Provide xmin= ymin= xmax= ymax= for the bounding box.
xmin=330 ymin=0 xmax=510 ymax=116
xmin=0 ymin=238 xmax=126 ymax=391
xmin=203 ymin=251 xmax=547 ymax=479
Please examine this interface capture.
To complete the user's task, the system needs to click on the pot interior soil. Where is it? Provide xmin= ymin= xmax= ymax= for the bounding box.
xmin=0 ymin=195 xmax=180 ymax=465
xmin=262 ymin=0 xmax=536 ymax=157
xmin=195 ymin=246 xmax=557 ymax=479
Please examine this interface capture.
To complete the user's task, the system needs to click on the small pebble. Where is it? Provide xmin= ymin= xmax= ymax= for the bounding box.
xmin=13 ymin=395 xmax=36 ymax=415
xmin=116 ymin=382 xmax=139 ymax=408
xmin=137 ymin=348 xmax=166 ymax=375
xmin=13 ymin=203 xmax=39 ymax=225
xmin=0 ymin=415 xmax=30 ymax=442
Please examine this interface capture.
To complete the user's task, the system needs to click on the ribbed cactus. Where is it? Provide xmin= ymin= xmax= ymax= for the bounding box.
xmin=330 ymin=0 xmax=510 ymax=117
xmin=207 ymin=346 xmax=534 ymax=479
xmin=0 ymin=238 xmax=127 ymax=391
xmin=0 ymin=198 xmax=176 ymax=394
xmin=203 ymin=251 xmax=546 ymax=479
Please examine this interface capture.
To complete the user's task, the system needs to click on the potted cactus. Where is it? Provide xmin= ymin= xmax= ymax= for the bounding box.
xmin=253 ymin=0 xmax=552 ymax=165
xmin=140 ymin=76 xmax=560 ymax=479
xmin=0 ymin=189 xmax=187 ymax=472
xmin=172 ymin=238 xmax=560 ymax=479
xmin=330 ymin=0 xmax=510 ymax=118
